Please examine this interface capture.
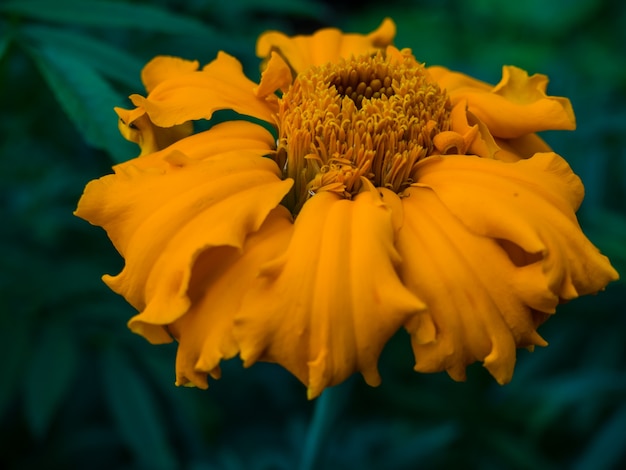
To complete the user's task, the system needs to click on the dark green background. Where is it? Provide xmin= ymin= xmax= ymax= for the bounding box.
xmin=1 ymin=0 xmax=625 ymax=468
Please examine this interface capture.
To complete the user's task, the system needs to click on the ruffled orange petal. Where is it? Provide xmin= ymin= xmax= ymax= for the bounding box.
xmin=74 ymin=122 xmax=292 ymax=344
xmin=112 ymin=56 xmax=201 ymax=155
xmin=77 ymin=121 xmax=278 ymax=253
xmin=429 ymin=65 xmax=576 ymax=138
xmin=254 ymin=51 xmax=294 ymax=97
xmin=132 ymin=119 xmax=277 ymax=169
xmin=130 ymin=52 xmax=278 ymax=128
xmin=427 ymin=65 xmax=493 ymax=93
xmin=398 ymin=186 xmax=556 ymax=383
xmin=114 ymin=106 xmax=193 ymax=156
xmin=495 ymin=133 xmax=553 ymax=162
xmin=435 ymin=101 xmax=552 ymax=162
xmin=433 ymin=100 xmax=500 ymax=159
xmin=168 ymin=206 xmax=293 ymax=388
xmin=119 ymin=157 xmax=290 ymax=343
xmin=256 ymin=18 xmax=396 ymax=74
xmin=415 ymin=153 xmax=619 ymax=301
xmin=140 ymin=56 xmax=201 ymax=94
xmin=235 ymin=188 xmax=424 ymax=399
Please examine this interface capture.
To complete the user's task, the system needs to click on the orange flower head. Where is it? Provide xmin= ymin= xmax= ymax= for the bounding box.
xmin=75 ymin=18 xmax=618 ymax=399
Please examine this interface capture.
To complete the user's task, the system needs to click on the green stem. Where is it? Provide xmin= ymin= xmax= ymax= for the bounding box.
xmin=299 ymin=380 xmax=352 ymax=470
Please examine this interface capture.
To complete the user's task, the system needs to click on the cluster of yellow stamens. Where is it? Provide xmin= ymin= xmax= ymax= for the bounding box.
xmin=275 ymin=48 xmax=451 ymax=214
xmin=331 ymin=71 xmax=395 ymax=108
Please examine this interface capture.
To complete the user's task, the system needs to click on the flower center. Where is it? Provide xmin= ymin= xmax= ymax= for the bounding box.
xmin=275 ymin=49 xmax=451 ymax=214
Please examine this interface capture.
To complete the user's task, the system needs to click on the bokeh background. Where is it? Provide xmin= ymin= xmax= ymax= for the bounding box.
xmin=1 ymin=0 xmax=625 ymax=468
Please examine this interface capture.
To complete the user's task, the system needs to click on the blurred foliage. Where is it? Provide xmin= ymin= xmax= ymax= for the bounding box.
xmin=1 ymin=0 xmax=625 ymax=469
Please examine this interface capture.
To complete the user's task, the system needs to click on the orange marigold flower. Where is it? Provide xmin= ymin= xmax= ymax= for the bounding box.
xmin=75 ymin=18 xmax=618 ymax=399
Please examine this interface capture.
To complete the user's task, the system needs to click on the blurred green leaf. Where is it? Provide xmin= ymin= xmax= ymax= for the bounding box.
xmin=57 ymin=426 xmax=124 ymax=468
xmin=26 ymin=44 xmax=135 ymax=162
xmin=322 ymin=419 xmax=458 ymax=468
xmin=379 ymin=423 xmax=458 ymax=468
xmin=482 ymin=428 xmax=551 ymax=470
xmin=0 ymin=301 xmax=32 ymax=418
xmin=0 ymin=0 xmax=217 ymax=36
xmin=464 ymin=0 xmax=601 ymax=37
xmin=0 ymin=29 xmax=11 ymax=61
xmin=573 ymin=403 xmax=626 ymax=470
xmin=101 ymin=346 xmax=177 ymax=470
xmin=23 ymin=322 xmax=78 ymax=438
xmin=21 ymin=24 xmax=143 ymax=89
xmin=134 ymin=342 xmax=221 ymax=433
xmin=526 ymin=371 xmax=626 ymax=433
xmin=211 ymin=0 xmax=327 ymax=19
xmin=584 ymin=208 xmax=626 ymax=280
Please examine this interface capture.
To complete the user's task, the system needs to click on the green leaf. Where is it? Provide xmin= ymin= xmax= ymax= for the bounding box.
xmin=0 ymin=301 xmax=33 ymax=418
xmin=0 ymin=27 xmax=12 ymax=61
xmin=381 ymin=423 xmax=458 ymax=468
xmin=526 ymin=371 xmax=626 ymax=434
xmin=101 ymin=346 xmax=177 ymax=470
xmin=482 ymin=428 xmax=551 ymax=470
xmin=573 ymin=403 xmax=626 ymax=470
xmin=462 ymin=0 xmax=601 ymax=37
xmin=0 ymin=0 xmax=217 ymax=36
xmin=212 ymin=0 xmax=327 ymax=19
xmin=583 ymin=208 xmax=626 ymax=281
xmin=21 ymin=25 xmax=143 ymax=89
xmin=26 ymin=44 xmax=136 ymax=163
xmin=23 ymin=322 xmax=78 ymax=438
xmin=57 ymin=426 xmax=123 ymax=468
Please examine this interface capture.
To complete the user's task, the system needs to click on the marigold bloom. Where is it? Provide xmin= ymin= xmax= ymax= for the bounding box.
xmin=75 ymin=18 xmax=618 ymax=399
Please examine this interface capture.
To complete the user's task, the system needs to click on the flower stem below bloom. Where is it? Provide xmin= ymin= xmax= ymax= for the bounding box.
xmin=299 ymin=379 xmax=353 ymax=470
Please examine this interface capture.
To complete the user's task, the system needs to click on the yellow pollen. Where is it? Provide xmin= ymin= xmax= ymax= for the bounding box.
xmin=275 ymin=49 xmax=451 ymax=214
